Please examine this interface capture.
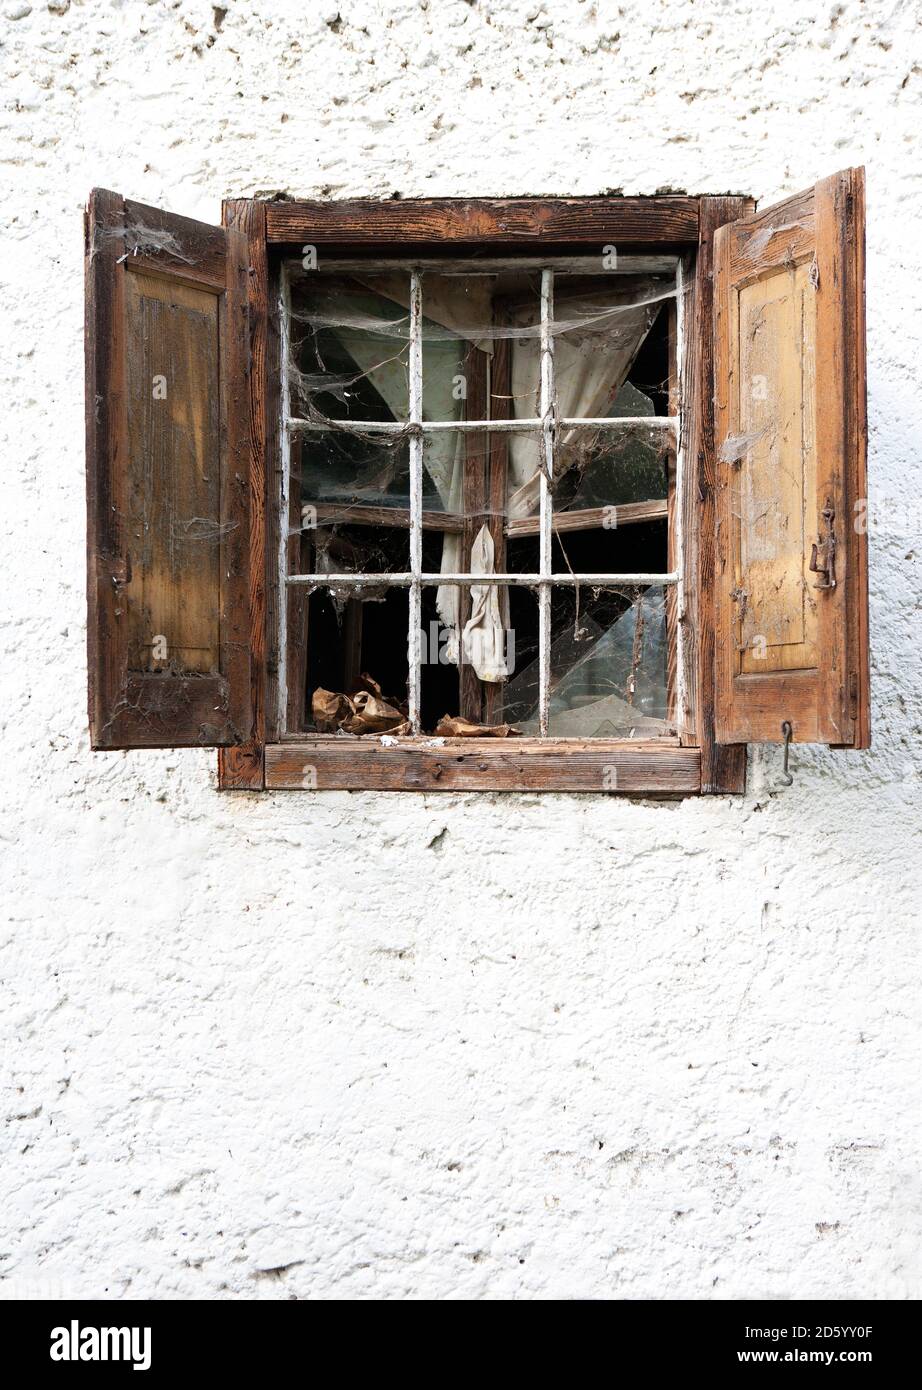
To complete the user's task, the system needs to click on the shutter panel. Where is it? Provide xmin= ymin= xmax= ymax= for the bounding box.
xmin=713 ymin=168 xmax=869 ymax=747
xmin=85 ymin=190 xmax=251 ymax=749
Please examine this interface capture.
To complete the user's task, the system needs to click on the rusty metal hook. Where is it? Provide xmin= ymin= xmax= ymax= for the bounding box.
xmin=778 ymin=721 xmax=794 ymax=787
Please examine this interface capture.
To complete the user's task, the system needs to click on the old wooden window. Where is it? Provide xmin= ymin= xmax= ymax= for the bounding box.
xmin=85 ymin=173 xmax=869 ymax=793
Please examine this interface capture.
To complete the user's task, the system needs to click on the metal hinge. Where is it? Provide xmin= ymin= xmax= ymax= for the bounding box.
xmin=809 ymin=503 xmax=837 ymax=589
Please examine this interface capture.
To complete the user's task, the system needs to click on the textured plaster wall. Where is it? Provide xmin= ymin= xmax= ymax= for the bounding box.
xmin=1 ymin=0 xmax=920 ymax=1301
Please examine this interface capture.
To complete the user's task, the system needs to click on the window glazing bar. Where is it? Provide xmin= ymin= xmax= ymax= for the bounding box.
xmin=674 ymin=256 xmax=688 ymax=732
xmin=538 ymin=268 xmax=555 ymax=738
xmin=285 ymin=572 xmax=678 ymax=588
xmin=278 ymin=263 xmax=292 ymax=734
xmin=287 ymin=416 xmax=678 ymax=434
xmin=407 ymin=270 xmax=423 ymax=734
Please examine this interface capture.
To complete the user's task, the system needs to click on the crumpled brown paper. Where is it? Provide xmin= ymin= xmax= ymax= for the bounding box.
xmin=434 ymin=716 xmax=521 ymax=738
xmin=312 ymin=688 xmax=354 ymax=732
xmin=312 ymin=674 xmax=410 ymax=736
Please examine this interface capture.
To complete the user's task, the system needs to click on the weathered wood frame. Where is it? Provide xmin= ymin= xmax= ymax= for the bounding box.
xmin=216 ymin=195 xmax=749 ymax=794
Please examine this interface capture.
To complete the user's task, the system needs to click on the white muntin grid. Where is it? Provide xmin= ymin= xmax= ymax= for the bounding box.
xmin=279 ymin=257 xmax=684 ymax=737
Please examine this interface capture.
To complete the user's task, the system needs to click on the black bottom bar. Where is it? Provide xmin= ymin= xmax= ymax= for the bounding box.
xmin=0 ymin=1298 xmax=914 ymax=1375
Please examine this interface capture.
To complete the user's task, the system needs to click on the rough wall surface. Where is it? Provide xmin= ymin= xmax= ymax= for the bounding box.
xmin=1 ymin=0 xmax=920 ymax=1301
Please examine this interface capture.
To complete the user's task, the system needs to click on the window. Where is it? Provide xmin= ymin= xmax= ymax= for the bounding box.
xmin=85 ymin=176 xmax=869 ymax=793
xmin=282 ymin=255 xmax=678 ymax=737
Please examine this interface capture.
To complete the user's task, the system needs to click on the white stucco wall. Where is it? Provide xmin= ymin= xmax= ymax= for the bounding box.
xmin=1 ymin=0 xmax=920 ymax=1301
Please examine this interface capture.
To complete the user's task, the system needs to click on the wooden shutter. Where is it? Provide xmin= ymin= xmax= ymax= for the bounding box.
xmin=85 ymin=190 xmax=251 ymax=749
xmin=713 ymin=168 xmax=869 ymax=747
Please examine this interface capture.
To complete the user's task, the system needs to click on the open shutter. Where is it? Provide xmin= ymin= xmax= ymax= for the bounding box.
xmin=713 ymin=168 xmax=869 ymax=747
xmin=85 ymin=190 xmax=250 ymax=748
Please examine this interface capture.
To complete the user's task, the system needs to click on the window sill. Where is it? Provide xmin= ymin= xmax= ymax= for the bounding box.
xmin=262 ymin=736 xmax=701 ymax=794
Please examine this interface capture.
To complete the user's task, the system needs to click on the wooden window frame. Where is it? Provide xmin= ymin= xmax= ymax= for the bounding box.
xmin=216 ymin=196 xmax=751 ymax=796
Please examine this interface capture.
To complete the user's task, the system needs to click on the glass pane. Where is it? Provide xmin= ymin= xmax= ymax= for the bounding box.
xmin=550 ymin=271 xmax=675 ymax=419
xmin=421 ymin=428 xmax=543 ymax=543
xmin=299 ymin=521 xmax=409 ymax=577
xmin=502 ymin=585 xmax=672 ymax=738
xmin=288 ymin=271 xmax=411 ymax=423
xmin=420 ymin=270 xmax=542 ymax=424
xmin=554 ymin=417 xmax=673 ymax=513
xmin=294 ymin=429 xmax=412 ymax=511
xmin=291 ymin=432 xmax=410 ymax=574
xmin=420 ymin=274 xmax=494 ymax=424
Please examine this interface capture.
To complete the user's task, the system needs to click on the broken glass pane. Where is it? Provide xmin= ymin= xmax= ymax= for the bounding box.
xmin=302 ymin=586 xmax=410 ymax=734
xmin=419 ymin=581 xmax=536 ymax=732
xmin=420 ymin=431 xmax=541 ymax=680
xmin=502 ymin=585 xmax=671 ymax=738
xmin=549 ymin=272 xmax=674 ymax=417
xmin=420 ymin=274 xmax=495 ymax=424
xmin=548 ymin=517 xmax=668 ymax=580
xmin=419 ymin=582 xmax=459 ymax=732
